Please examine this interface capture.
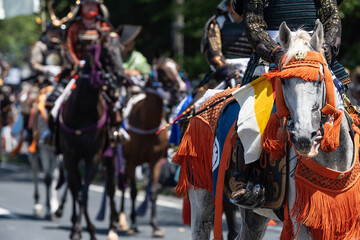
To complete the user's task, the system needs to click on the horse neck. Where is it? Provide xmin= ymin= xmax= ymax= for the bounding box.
xmin=66 ymin=75 xmax=101 ymax=123
xmin=314 ymin=118 xmax=354 ymax=172
xmin=129 ymin=92 xmax=164 ymax=129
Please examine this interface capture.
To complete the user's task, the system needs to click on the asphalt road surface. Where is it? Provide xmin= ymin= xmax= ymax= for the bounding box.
xmin=0 ymin=161 xmax=281 ymax=240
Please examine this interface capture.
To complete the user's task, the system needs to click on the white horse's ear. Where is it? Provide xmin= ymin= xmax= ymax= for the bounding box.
xmin=279 ymin=21 xmax=291 ymax=50
xmin=310 ymin=19 xmax=324 ymax=52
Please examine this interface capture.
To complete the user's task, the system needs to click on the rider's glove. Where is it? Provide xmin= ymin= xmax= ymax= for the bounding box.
xmin=322 ymin=43 xmax=333 ymax=64
xmin=270 ymin=46 xmax=284 ymax=67
xmin=220 ymin=64 xmax=240 ymax=80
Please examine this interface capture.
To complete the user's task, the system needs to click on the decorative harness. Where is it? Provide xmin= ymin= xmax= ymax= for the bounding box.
xmin=59 ymin=43 xmax=108 ymax=136
xmin=262 ymin=52 xmax=360 ymax=240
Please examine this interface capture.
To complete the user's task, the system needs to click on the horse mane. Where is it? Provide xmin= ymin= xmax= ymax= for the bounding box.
xmin=283 ymin=29 xmax=313 ymax=66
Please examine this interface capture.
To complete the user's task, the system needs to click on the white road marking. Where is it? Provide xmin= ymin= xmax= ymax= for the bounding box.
xmin=0 ymin=207 xmax=19 ymax=219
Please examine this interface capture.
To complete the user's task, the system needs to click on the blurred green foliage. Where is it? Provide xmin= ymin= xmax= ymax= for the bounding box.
xmin=0 ymin=0 xmax=358 ymax=78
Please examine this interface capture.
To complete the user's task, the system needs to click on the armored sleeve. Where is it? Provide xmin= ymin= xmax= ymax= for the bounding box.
xmin=202 ymin=16 xmax=227 ymax=71
xmin=29 ymin=41 xmax=47 ymax=74
xmin=242 ymin=0 xmax=279 ymax=62
xmin=64 ymin=23 xmax=80 ymax=65
xmin=317 ymin=0 xmax=341 ymax=57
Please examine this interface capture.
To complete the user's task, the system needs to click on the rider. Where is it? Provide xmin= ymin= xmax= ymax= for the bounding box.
xmin=29 ymin=21 xmax=64 ymax=87
xmin=119 ymin=25 xmax=151 ymax=81
xmin=46 ymin=0 xmax=111 ymax=105
xmin=200 ymin=0 xmax=252 ymax=89
xmin=47 ymin=0 xmax=129 ymax=143
xmin=230 ymin=0 xmax=350 ymax=205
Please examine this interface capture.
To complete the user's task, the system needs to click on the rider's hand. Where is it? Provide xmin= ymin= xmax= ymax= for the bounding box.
xmin=220 ymin=64 xmax=241 ymax=80
xmin=321 ymin=43 xmax=333 ymax=64
xmin=270 ymin=47 xmax=284 ymax=67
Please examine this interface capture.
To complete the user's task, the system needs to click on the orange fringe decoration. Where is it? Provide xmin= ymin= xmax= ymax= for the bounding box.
xmin=262 ymin=113 xmax=288 ymax=160
xmin=263 ymin=51 xmax=342 ymax=153
xmin=173 ymin=87 xmax=238 ymax=196
xmin=173 ymin=116 xmax=214 ymax=195
xmin=290 ymin=134 xmax=360 ymax=240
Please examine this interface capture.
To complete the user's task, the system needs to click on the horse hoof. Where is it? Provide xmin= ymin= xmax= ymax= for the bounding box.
xmin=152 ymin=229 xmax=164 ymax=238
xmin=70 ymin=232 xmax=81 ymax=240
xmin=55 ymin=208 xmax=63 ymax=218
xmin=127 ymin=228 xmax=139 ymax=235
xmin=33 ymin=204 xmax=43 ymax=217
xmin=107 ymin=229 xmax=118 ymax=240
xmin=118 ymin=212 xmax=129 ymax=231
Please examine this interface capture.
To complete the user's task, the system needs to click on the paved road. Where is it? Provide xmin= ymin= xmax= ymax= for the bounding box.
xmin=0 ymin=162 xmax=281 ymax=240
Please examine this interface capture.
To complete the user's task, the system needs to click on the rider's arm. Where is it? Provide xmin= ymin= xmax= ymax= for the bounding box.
xmin=241 ymin=0 xmax=281 ymax=63
xmin=202 ymin=17 xmax=227 ymax=71
xmin=317 ymin=0 xmax=342 ymax=58
xmin=65 ymin=23 xmax=80 ymax=66
xmin=29 ymin=41 xmax=46 ymax=74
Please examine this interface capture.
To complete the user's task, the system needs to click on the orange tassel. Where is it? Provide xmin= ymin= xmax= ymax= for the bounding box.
xmin=320 ymin=106 xmax=343 ymax=153
xmin=262 ymin=113 xmax=287 ymax=160
xmin=173 ymin=116 xmax=214 ymax=196
xmin=280 ymin=195 xmax=295 ymax=240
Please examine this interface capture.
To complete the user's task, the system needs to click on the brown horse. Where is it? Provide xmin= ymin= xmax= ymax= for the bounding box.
xmin=59 ymin=31 xmax=124 ymax=240
xmin=119 ymin=57 xmax=186 ymax=237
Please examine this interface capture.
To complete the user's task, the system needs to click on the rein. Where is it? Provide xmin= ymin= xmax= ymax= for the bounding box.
xmin=59 ymin=100 xmax=107 ymax=135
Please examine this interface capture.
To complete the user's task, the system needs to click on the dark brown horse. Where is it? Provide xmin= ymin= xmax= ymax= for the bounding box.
xmin=59 ymin=31 xmax=124 ymax=240
xmin=119 ymin=57 xmax=186 ymax=237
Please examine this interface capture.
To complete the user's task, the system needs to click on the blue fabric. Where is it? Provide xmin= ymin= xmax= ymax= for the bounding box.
xmin=11 ymin=113 xmax=23 ymax=135
xmin=212 ymin=102 xmax=240 ymax=201
xmin=169 ymin=95 xmax=194 ymax=145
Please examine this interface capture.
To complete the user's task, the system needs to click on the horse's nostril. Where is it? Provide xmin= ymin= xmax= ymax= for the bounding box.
xmin=311 ymin=131 xmax=317 ymax=139
xmin=297 ymin=137 xmax=311 ymax=150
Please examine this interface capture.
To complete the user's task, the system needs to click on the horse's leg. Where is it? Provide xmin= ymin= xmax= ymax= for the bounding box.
xmin=82 ymin=157 xmax=96 ymax=240
xmin=223 ymin=201 xmax=239 ymax=240
xmin=28 ymin=153 xmax=42 ymax=217
xmin=118 ymin=188 xmax=129 ymax=231
xmin=188 ymin=187 xmax=215 ymax=240
xmin=66 ymin=156 xmax=82 ymax=240
xmin=238 ymin=208 xmax=269 ymax=240
xmin=149 ymin=160 xmax=164 ymax=238
xmin=129 ymin=175 xmax=139 ymax=233
xmin=56 ymin=182 xmax=68 ymax=218
xmin=39 ymin=144 xmax=57 ymax=220
xmin=104 ymin=156 xmax=119 ymax=240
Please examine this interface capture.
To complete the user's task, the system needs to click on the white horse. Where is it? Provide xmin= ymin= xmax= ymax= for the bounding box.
xmin=22 ymin=85 xmax=60 ymax=219
xmin=189 ymin=20 xmax=359 ymax=239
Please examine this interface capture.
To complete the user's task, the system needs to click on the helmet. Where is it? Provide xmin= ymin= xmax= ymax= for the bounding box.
xmin=43 ymin=21 xmax=64 ymax=44
xmin=71 ymin=0 xmax=108 ymax=20
xmin=117 ymin=25 xmax=142 ymax=45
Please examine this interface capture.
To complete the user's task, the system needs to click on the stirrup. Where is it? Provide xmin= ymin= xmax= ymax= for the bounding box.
xmin=230 ymin=179 xmax=266 ymax=209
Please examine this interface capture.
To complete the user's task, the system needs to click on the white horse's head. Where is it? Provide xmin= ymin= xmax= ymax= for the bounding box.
xmin=278 ymin=20 xmax=330 ymax=157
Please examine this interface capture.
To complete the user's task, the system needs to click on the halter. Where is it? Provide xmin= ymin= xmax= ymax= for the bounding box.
xmin=263 ymin=51 xmax=343 ymax=153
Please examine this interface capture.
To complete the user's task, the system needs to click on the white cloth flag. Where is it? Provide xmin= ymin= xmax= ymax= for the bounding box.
xmin=0 ymin=0 xmax=40 ymax=19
